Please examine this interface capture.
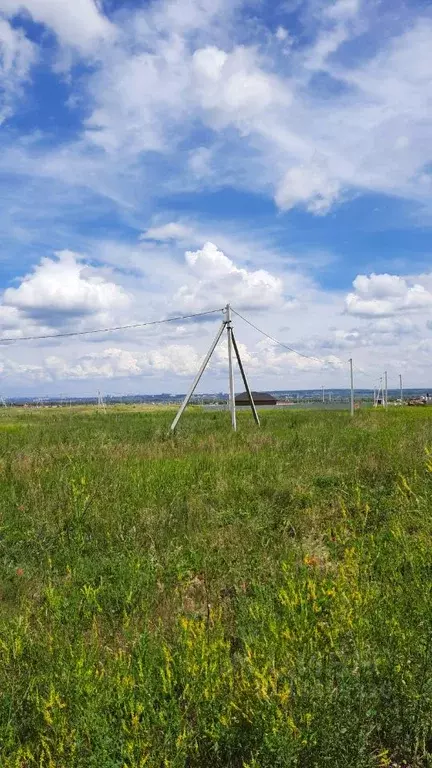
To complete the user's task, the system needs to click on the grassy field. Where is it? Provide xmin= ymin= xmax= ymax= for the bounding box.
xmin=1 ymin=405 xmax=432 ymax=767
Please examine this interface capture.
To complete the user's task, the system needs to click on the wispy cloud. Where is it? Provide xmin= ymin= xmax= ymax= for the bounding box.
xmin=3 ymin=0 xmax=432 ymax=213
xmin=0 ymin=0 xmax=115 ymax=52
xmin=0 ymin=16 xmax=35 ymax=122
xmin=0 ymin=0 xmax=432 ymax=391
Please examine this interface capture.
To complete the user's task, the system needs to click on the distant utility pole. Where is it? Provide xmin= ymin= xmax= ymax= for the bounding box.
xmin=384 ymin=371 xmax=388 ymax=408
xmin=376 ymin=377 xmax=383 ymax=407
xmin=322 ymin=385 xmax=325 ymax=403
xmin=399 ymin=373 xmax=403 ymax=404
xmin=349 ymin=358 xmax=354 ymax=417
xmin=97 ymin=390 xmax=106 ymax=413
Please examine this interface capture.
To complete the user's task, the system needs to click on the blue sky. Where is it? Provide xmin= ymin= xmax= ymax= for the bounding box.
xmin=0 ymin=0 xmax=432 ymax=395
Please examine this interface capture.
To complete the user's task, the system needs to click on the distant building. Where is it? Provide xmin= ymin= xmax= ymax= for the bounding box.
xmin=235 ymin=391 xmax=277 ymax=406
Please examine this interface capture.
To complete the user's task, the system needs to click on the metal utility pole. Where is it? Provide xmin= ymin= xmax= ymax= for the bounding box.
xmin=170 ymin=304 xmax=258 ymax=432
xmin=349 ymin=358 xmax=354 ymax=416
xmin=384 ymin=371 xmax=388 ymax=408
xmin=226 ymin=304 xmax=237 ymax=432
xmin=399 ymin=373 xmax=403 ymax=404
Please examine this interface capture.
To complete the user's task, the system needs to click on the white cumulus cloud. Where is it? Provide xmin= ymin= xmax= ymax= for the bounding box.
xmin=44 ymin=348 xmax=142 ymax=381
xmin=0 ymin=344 xmax=202 ymax=382
xmin=214 ymin=336 xmax=343 ymax=374
xmin=0 ymin=250 xmax=130 ymax=333
xmin=174 ymin=241 xmax=284 ymax=312
xmin=345 ymin=273 xmax=432 ymax=318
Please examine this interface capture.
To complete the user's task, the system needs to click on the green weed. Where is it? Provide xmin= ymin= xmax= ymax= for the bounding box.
xmin=0 ymin=406 xmax=432 ymax=766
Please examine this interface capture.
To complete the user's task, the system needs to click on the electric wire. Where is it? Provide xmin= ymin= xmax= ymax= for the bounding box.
xmin=231 ymin=308 xmax=329 ymax=364
xmin=232 ymin=309 xmax=388 ymax=392
xmin=352 ymin=362 xmax=378 ymax=380
xmin=0 ymin=308 xmax=223 ymax=344
xmin=0 ymin=303 xmax=392 ymax=395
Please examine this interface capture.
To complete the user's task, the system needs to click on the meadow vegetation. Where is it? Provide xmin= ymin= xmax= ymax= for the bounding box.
xmin=1 ymin=405 xmax=432 ymax=767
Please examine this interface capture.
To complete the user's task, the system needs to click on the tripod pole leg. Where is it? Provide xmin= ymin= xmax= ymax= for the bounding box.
xmin=171 ymin=320 xmax=226 ymax=432
xmin=231 ymin=329 xmax=260 ymax=426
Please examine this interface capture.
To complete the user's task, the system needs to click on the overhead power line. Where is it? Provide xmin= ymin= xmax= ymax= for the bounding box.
xmin=231 ymin=308 xmax=326 ymax=364
xmin=0 ymin=304 xmax=393 ymax=390
xmin=0 ymin=308 xmax=223 ymax=344
xmin=352 ymin=362 xmax=380 ymax=381
xmin=233 ymin=310 xmax=389 ymax=381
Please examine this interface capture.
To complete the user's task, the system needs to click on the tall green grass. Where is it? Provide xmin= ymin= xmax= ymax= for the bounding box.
xmin=1 ymin=406 xmax=432 ymax=766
